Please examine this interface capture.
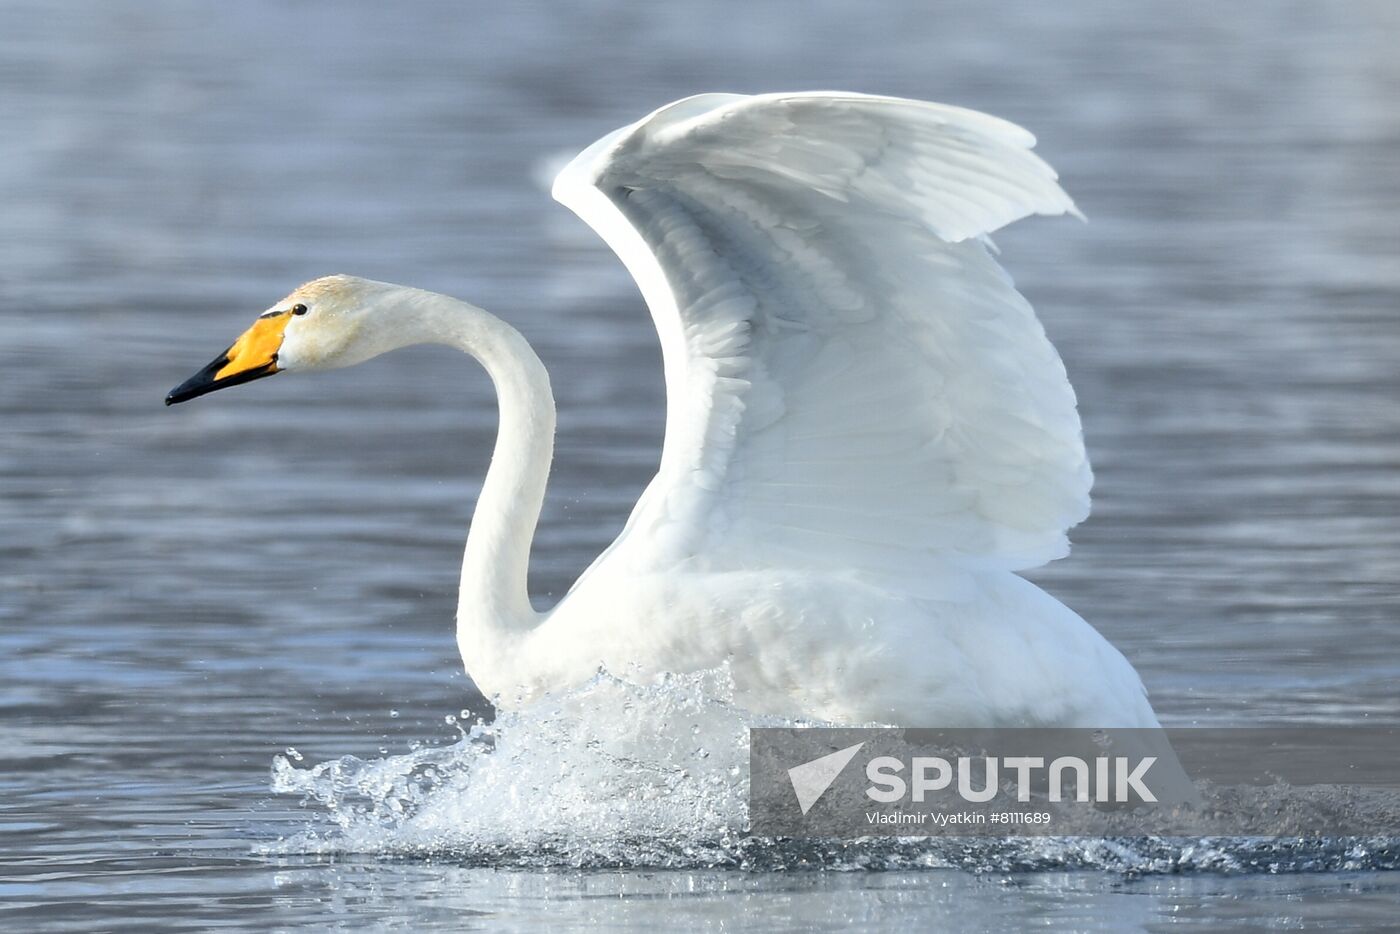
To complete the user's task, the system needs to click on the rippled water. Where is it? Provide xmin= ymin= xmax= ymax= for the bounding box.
xmin=3 ymin=0 xmax=1399 ymax=929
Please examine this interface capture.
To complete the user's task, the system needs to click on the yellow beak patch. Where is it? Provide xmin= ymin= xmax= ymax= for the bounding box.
xmin=216 ymin=312 xmax=290 ymax=380
xmin=165 ymin=310 xmax=290 ymax=405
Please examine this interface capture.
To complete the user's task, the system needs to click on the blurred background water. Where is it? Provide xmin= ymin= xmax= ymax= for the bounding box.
xmin=2 ymin=0 xmax=1399 ymax=929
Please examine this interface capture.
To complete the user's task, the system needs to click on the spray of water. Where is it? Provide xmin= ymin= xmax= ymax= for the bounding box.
xmin=265 ymin=666 xmax=1400 ymax=873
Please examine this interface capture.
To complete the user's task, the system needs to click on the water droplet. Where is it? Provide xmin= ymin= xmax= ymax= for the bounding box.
xmin=284 ymin=746 xmax=303 ymax=762
xmin=389 ymin=709 xmax=400 ymax=719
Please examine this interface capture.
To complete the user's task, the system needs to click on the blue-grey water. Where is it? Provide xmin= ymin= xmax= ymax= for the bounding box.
xmin=3 ymin=0 xmax=1400 ymax=929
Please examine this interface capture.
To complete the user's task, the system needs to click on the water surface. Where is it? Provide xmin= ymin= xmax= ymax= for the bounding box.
xmin=3 ymin=0 xmax=1399 ymax=929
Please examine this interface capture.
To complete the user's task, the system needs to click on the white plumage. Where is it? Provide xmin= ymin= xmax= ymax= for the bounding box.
xmin=554 ymin=92 xmax=1090 ymax=588
xmin=169 ymin=92 xmax=1160 ymax=729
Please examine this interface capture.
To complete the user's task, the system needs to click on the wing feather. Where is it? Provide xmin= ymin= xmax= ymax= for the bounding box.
xmin=553 ymin=92 xmax=1090 ymax=591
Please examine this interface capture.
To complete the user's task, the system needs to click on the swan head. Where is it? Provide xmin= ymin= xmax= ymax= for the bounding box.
xmin=165 ymin=274 xmax=400 ymax=405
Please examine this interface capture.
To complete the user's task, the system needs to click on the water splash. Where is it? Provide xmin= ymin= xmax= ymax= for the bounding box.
xmin=265 ymin=667 xmax=1400 ymax=873
xmin=268 ymin=667 xmax=767 ymax=863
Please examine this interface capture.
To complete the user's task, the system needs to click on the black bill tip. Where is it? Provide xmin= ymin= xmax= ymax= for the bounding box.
xmin=165 ymin=351 xmax=278 ymax=405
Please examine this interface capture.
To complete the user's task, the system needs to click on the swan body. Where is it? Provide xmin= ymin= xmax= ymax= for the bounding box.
xmin=167 ymin=92 xmax=1160 ymax=729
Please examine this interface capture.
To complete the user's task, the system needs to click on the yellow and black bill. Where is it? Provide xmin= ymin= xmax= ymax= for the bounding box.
xmin=165 ymin=311 xmax=289 ymax=405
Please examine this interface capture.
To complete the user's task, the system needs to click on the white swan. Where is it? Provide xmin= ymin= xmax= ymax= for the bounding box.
xmin=167 ymin=92 xmax=1160 ymax=729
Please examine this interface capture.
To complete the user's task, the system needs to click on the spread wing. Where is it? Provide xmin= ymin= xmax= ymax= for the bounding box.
xmin=553 ymin=92 xmax=1090 ymax=591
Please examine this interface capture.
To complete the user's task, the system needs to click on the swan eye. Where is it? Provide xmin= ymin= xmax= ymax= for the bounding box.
xmin=291 ymin=304 xmax=308 ymax=316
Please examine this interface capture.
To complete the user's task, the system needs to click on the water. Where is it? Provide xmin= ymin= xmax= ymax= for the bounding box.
xmin=2 ymin=0 xmax=1399 ymax=928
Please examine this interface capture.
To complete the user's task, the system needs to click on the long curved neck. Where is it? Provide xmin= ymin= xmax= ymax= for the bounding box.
xmin=394 ymin=290 xmax=555 ymax=646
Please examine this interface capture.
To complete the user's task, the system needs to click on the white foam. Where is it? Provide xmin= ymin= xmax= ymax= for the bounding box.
xmin=267 ymin=666 xmax=802 ymax=864
xmin=264 ymin=665 xmax=1400 ymax=873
